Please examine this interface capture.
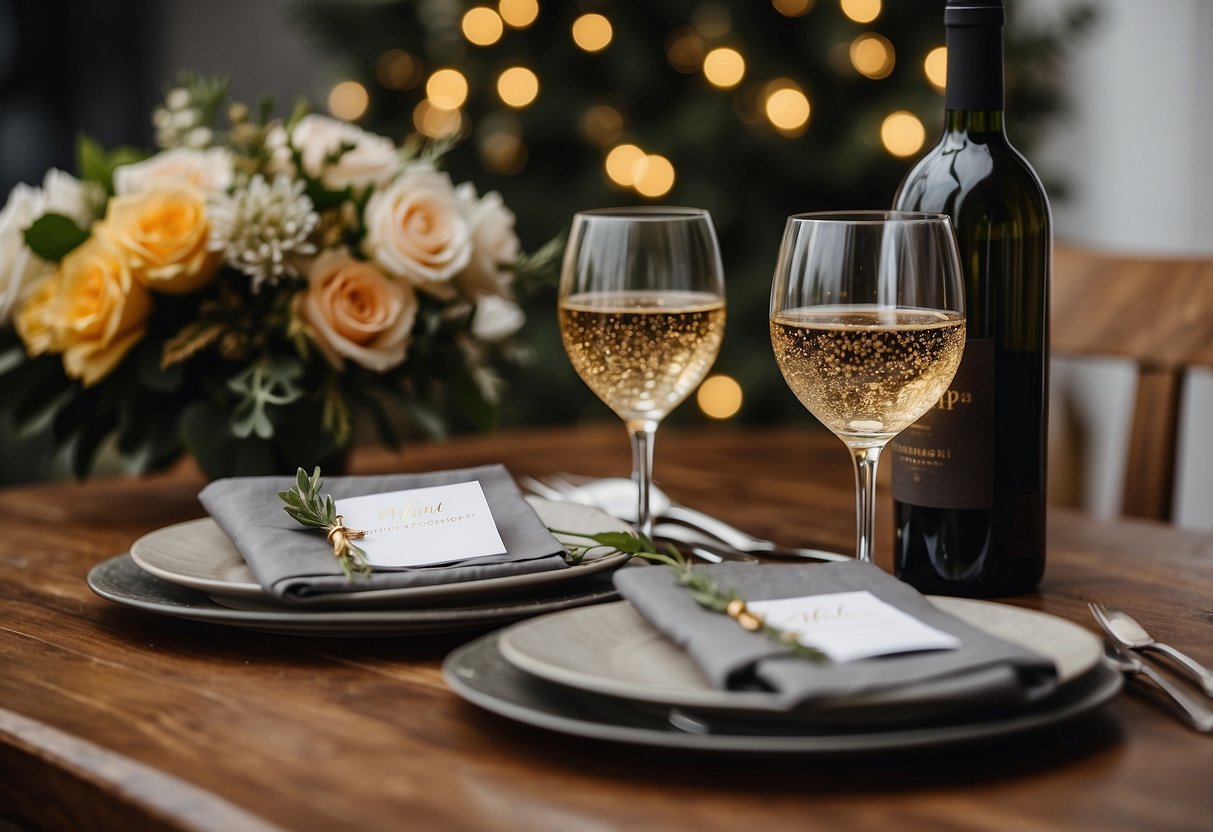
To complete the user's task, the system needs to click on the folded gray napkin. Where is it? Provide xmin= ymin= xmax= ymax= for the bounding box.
xmin=614 ymin=561 xmax=1058 ymax=711
xmin=198 ymin=465 xmax=567 ymax=601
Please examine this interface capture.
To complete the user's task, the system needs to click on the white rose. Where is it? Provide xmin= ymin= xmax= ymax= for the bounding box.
xmin=471 ymin=294 xmax=526 ymax=342
xmin=455 ymin=183 xmax=520 ymax=299
xmin=42 ymin=169 xmax=103 ymax=224
xmin=363 ymin=164 xmax=472 ymax=293
xmin=0 ymin=169 xmax=99 ymax=325
xmin=113 ymin=147 xmax=233 ymax=197
xmin=291 ymin=114 xmax=399 ymax=191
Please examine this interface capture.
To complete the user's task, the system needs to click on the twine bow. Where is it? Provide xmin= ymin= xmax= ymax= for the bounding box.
xmin=279 ymin=468 xmax=373 ymax=582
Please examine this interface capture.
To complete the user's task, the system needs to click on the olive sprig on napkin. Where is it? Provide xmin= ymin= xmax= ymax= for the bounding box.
xmin=553 ymin=529 xmax=825 ymax=662
xmin=279 ymin=467 xmax=372 ymax=581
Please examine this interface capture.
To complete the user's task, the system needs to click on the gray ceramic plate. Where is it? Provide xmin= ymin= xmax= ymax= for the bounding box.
xmin=88 ymin=555 xmax=621 ymax=637
xmin=496 ymin=598 xmax=1103 ymax=716
xmin=443 ymin=632 xmax=1122 ymax=754
xmin=129 ymin=498 xmax=632 ymax=608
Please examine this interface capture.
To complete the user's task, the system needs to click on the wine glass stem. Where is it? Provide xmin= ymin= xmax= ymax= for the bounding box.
xmin=848 ymin=444 xmax=885 ymax=564
xmin=627 ymin=419 xmax=659 ymax=538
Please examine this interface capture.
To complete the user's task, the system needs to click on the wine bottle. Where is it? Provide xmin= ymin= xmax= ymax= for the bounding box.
xmin=891 ymin=0 xmax=1050 ymax=596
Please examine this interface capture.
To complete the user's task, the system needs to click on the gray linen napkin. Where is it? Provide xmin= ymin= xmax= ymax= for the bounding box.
xmin=198 ymin=465 xmax=567 ymax=601
xmin=614 ymin=561 xmax=1058 ymax=710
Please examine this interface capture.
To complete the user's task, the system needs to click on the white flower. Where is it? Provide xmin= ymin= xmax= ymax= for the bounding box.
xmin=291 ymin=114 xmax=399 ymax=192
xmin=472 ymin=295 xmax=526 ymax=342
xmin=363 ymin=164 xmax=471 ymax=294
xmin=263 ymin=124 xmax=296 ymax=178
xmin=114 ymin=147 xmax=234 ymax=197
xmin=455 ymin=183 xmax=520 ymax=299
xmin=207 ymin=174 xmax=319 ymax=290
xmin=0 ymin=170 xmax=100 ymax=325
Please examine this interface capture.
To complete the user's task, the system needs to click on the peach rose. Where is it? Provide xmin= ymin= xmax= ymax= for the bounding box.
xmin=362 ymin=164 xmax=471 ymax=295
xmin=296 ymin=250 xmax=417 ymax=372
xmin=16 ymin=238 xmax=152 ymax=386
xmin=97 ymin=183 xmax=219 ymax=294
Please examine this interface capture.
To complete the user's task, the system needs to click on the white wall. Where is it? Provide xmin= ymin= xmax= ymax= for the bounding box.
xmin=1029 ymin=0 xmax=1213 ymax=528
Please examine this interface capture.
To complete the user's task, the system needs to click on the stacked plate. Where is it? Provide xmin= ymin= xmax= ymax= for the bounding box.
xmin=443 ymin=597 xmax=1123 ymax=753
xmin=86 ymin=499 xmax=635 ymax=637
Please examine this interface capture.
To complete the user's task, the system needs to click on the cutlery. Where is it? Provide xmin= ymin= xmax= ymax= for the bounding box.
xmin=1102 ymin=644 xmax=1213 ymax=733
xmin=524 ymin=475 xmax=850 ymax=563
xmin=1089 ymin=603 xmax=1213 ymax=697
xmin=653 ymin=523 xmax=851 ymax=564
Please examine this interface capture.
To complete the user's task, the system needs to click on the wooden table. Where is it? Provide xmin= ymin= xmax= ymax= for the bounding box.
xmin=2 ymin=425 xmax=1211 ymax=832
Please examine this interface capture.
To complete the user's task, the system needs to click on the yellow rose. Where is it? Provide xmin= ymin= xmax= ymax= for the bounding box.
xmin=296 ymin=250 xmax=417 ymax=372
xmin=98 ymin=183 xmax=218 ymax=294
xmin=16 ymin=238 xmax=152 ymax=386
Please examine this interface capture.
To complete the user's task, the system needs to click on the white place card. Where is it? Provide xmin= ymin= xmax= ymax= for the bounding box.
xmin=334 ymin=481 xmax=507 ymax=569
xmin=746 ymin=590 xmax=961 ymax=663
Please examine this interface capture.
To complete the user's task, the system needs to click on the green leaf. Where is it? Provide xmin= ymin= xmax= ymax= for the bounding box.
xmin=23 ymin=214 xmax=90 ymax=262
xmin=76 ymin=134 xmax=145 ymax=194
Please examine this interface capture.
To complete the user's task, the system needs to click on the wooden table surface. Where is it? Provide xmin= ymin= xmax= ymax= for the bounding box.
xmin=2 ymin=424 xmax=1211 ymax=832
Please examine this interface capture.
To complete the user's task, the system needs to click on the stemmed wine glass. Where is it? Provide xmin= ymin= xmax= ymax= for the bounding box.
xmin=559 ymin=208 xmax=727 ymax=538
xmin=769 ymin=211 xmax=965 ymax=565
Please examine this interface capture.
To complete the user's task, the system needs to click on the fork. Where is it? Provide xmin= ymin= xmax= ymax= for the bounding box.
xmin=1089 ymin=602 xmax=1213 ymax=697
xmin=1102 ymin=644 xmax=1213 ymax=733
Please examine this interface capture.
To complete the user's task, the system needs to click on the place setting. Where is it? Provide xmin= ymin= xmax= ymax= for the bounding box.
xmin=87 ymin=467 xmax=638 ymax=637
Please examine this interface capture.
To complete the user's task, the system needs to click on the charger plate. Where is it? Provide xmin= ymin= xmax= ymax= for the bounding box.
xmin=495 ymin=598 xmax=1103 ymax=717
xmin=88 ymin=554 xmax=621 ymax=637
xmin=443 ymin=631 xmax=1121 ymax=754
xmin=128 ymin=498 xmax=631 ymax=608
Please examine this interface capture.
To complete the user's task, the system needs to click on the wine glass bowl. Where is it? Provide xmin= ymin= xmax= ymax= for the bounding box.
xmin=559 ymin=207 xmax=726 ymax=536
xmin=769 ymin=211 xmax=965 ymax=564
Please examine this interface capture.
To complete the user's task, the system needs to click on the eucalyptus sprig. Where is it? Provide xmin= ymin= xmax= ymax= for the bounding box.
xmin=550 ymin=529 xmax=826 ymax=662
xmin=279 ymin=467 xmax=371 ymax=581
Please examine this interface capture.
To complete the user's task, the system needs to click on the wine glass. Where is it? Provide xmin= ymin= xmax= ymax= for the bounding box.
xmin=559 ymin=207 xmax=727 ymax=538
xmin=769 ymin=211 xmax=965 ymax=565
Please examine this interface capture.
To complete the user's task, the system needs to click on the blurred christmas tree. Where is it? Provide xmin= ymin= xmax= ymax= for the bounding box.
xmin=293 ymin=0 xmax=1094 ymax=430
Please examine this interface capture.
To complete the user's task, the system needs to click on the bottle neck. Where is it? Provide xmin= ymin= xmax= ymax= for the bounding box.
xmin=944 ymin=10 xmax=1005 ymax=112
xmin=943 ymin=110 xmax=1006 ymax=136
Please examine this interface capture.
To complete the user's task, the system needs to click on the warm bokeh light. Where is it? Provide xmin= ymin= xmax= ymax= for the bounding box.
xmin=480 ymin=130 xmax=527 ymax=174
xmin=572 ymin=13 xmax=613 ymax=52
xmin=666 ymin=28 xmax=706 ymax=73
xmin=924 ymin=46 xmax=947 ymax=91
xmin=376 ymin=50 xmax=422 ymax=90
xmin=413 ymin=100 xmax=463 ymax=139
xmin=881 ymin=110 xmax=926 ymax=157
xmin=632 ymin=154 xmax=676 ymax=198
xmin=764 ymin=82 xmax=811 ymax=133
xmin=840 ymin=0 xmax=881 ymax=24
xmin=498 ymin=0 xmax=539 ymax=28
xmin=703 ymin=47 xmax=746 ymax=89
xmin=772 ymin=0 xmax=815 ymax=17
xmin=462 ymin=7 xmax=504 ymax=46
xmin=850 ymin=33 xmax=894 ymax=79
xmin=496 ymin=66 xmax=539 ymax=107
xmin=697 ymin=375 xmax=743 ymax=419
xmin=605 ymin=144 xmax=645 ymax=186
xmin=579 ymin=105 xmax=624 ymax=146
xmin=327 ymin=81 xmax=369 ymax=121
xmin=426 ymin=69 xmax=469 ymax=110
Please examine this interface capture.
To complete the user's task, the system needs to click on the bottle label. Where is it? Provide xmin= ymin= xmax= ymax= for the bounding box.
xmin=892 ymin=338 xmax=993 ymax=509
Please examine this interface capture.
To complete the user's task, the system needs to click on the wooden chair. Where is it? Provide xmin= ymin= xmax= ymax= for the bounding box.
xmin=1051 ymin=243 xmax=1213 ymax=521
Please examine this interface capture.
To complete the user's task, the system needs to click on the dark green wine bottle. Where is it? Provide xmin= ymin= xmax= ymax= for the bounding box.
xmin=891 ymin=0 xmax=1050 ymax=596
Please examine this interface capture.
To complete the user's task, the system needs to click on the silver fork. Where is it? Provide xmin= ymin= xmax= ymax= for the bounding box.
xmin=1102 ymin=644 xmax=1213 ymax=733
xmin=1089 ymin=602 xmax=1213 ymax=697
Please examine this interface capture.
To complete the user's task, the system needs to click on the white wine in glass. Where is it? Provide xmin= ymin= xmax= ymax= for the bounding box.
xmin=770 ymin=212 xmax=966 ymax=565
xmin=559 ymin=209 xmax=726 ymax=536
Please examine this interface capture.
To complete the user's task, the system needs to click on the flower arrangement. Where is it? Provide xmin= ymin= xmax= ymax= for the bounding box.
xmin=0 ymin=76 xmax=555 ymax=479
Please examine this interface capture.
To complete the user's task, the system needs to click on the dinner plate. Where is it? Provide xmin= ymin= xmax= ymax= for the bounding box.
xmin=88 ymin=554 xmax=621 ymax=637
xmin=129 ymin=498 xmax=632 ymax=608
xmin=497 ymin=598 xmax=1103 ymax=717
xmin=443 ymin=632 xmax=1122 ymax=754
